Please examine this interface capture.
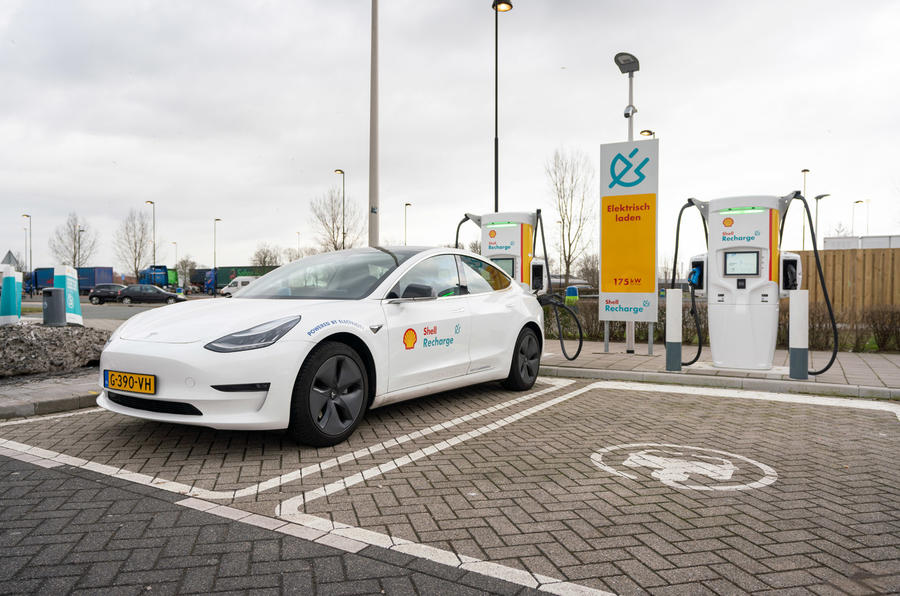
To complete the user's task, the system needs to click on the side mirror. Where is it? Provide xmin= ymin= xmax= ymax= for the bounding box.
xmin=402 ymin=283 xmax=433 ymax=299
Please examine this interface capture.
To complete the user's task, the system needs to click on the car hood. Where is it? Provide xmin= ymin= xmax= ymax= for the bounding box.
xmin=117 ymin=298 xmax=337 ymax=344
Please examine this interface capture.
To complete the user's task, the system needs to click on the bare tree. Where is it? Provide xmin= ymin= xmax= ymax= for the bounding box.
xmin=114 ymin=209 xmax=152 ymax=279
xmin=175 ymin=256 xmax=198 ymax=289
xmin=577 ymin=253 xmax=600 ymax=289
xmin=546 ymin=148 xmax=595 ymax=287
xmin=252 ymin=243 xmax=282 ymax=267
xmin=49 ymin=212 xmax=99 ymax=267
xmin=831 ymin=221 xmax=851 ymax=237
xmin=467 ymin=240 xmax=481 ymax=254
xmin=309 ymin=187 xmax=363 ymax=252
xmin=283 ymin=246 xmax=318 ymax=262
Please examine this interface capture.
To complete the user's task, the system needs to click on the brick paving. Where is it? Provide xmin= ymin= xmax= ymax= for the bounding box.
xmin=0 ymin=456 xmax=539 ymax=595
xmin=542 ymin=340 xmax=900 ymax=390
xmin=1 ymin=379 xmax=899 ymax=594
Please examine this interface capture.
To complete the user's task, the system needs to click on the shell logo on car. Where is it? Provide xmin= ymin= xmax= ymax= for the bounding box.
xmin=403 ymin=328 xmax=417 ymax=350
xmin=723 ymin=217 xmax=734 ymax=227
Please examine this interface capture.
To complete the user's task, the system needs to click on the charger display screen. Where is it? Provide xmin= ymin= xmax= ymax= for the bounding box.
xmin=491 ymin=257 xmax=515 ymax=278
xmin=724 ymin=251 xmax=759 ymax=276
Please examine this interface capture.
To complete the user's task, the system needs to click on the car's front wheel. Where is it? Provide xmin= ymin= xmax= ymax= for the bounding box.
xmin=166 ymin=297 xmax=175 ymax=304
xmin=502 ymin=327 xmax=541 ymax=391
xmin=121 ymin=296 xmax=132 ymax=305
xmin=288 ymin=342 xmax=369 ymax=447
xmin=90 ymin=296 xmax=101 ymax=305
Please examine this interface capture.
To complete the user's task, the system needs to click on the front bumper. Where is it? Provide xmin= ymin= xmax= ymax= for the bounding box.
xmin=97 ymin=337 xmax=313 ymax=430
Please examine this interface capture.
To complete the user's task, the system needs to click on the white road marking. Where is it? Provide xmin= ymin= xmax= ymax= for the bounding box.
xmin=277 ymin=382 xmax=597 ymax=514
xmin=0 ymin=407 xmax=103 ymax=427
xmin=0 ymin=379 xmax=573 ymax=501
xmin=588 ymin=380 xmax=900 ymax=422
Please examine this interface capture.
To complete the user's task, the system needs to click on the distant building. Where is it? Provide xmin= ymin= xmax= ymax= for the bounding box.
xmin=823 ymin=235 xmax=900 ymax=249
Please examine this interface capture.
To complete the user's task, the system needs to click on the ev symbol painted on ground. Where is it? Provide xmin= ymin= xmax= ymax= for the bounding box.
xmin=608 ymin=148 xmax=650 ymax=188
xmin=591 ymin=443 xmax=777 ymax=491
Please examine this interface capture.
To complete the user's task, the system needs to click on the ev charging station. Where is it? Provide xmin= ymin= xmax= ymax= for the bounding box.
xmin=458 ymin=211 xmax=550 ymax=293
xmin=669 ymin=191 xmax=835 ymax=378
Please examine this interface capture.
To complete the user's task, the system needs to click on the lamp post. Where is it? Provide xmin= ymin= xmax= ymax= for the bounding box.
xmin=76 ymin=227 xmax=85 ymax=267
xmin=296 ymin=231 xmax=301 ymax=258
xmin=145 ymin=200 xmax=156 ymax=266
xmin=334 ymin=169 xmax=346 ymax=249
xmin=213 ymin=218 xmax=221 ymax=297
xmin=801 ymin=169 xmax=809 ymax=250
xmin=814 ymin=194 xmax=830 ymax=248
xmin=171 ymin=241 xmax=177 ymax=268
xmin=492 ymin=0 xmax=512 ymax=213
xmin=852 ymin=201 xmax=864 ymax=236
xmin=614 ymin=51 xmax=640 ymax=353
xmin=614 ymin=52 xmax=640 ymax=141
xmin=23 ymin=227 xmax=28 ymax=271
xmin=21 ymin=214 xmax=31 ymax=275
xmin=640 ymin=129 xmax=655 ymax=139
xmin=404 ymin=202 xmax=412 ymax=245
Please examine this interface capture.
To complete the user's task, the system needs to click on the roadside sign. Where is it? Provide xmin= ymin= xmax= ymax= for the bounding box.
xmin=599 ymin=139 xmax=658 ymax=322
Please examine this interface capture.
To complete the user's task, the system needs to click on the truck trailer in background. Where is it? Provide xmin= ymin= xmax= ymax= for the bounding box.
xmin=138 ymin=265 xmax=177 ymax=288
xmin=30 ymin=266 xmax=114 ymax=293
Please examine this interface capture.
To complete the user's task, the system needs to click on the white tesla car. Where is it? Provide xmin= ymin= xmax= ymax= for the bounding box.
xmin=98 ymin=247 xmax=544 ymax=446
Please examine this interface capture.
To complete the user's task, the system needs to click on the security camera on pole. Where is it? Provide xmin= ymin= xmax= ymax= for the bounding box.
xmin=598 ymin=52 xmax=659 ymax=355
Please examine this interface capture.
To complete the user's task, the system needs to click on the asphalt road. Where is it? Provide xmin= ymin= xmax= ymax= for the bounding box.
xmin=23 ymin=295 xmax=214 ymax=321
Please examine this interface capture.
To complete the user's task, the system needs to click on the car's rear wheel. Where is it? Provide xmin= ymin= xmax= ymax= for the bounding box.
xmin=121 ymin=296 xmax=132 ymax=305
xmin=90 ymin=296 xmax=101 ymax=305
xmin=502 ymin=327 xmax=540 ymax=391
xmin=288 ymin=341 xmax=368 ymax=446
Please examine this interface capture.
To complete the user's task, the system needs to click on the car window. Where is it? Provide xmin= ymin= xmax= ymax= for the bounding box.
xmin=388 ymin=255 xmax=462 ymax=299
xmin=459 ymin=256 xmax=511 ymax=294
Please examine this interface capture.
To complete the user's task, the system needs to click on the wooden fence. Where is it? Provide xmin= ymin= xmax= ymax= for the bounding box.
xmin=797 ymin=248 xmax=900 ymax=310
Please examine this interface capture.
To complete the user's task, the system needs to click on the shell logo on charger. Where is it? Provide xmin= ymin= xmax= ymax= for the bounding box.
xmin=723 ymin=217 xmax=734 ymax=227
xmin=403 ymin=328 xmax=417 ymax=350
xmin=489 ymin=230 xmax=497 ymax=238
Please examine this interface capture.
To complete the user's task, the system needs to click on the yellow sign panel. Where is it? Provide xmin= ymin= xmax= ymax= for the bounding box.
xmin=601 ymin=193 xmax=656 ymax=293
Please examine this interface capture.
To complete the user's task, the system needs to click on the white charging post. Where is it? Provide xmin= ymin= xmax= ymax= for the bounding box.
xmin=689 ymin=195 xmax=802 ymax=371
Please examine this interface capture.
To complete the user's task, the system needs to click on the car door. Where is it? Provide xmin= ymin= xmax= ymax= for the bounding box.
xmin=458 ymin=255 xmax=522 ymax=375
xmin=382 ymin=254 xmax=471 ymax=393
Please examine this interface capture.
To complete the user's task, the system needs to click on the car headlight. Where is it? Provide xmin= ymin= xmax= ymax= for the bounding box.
xmin=204 ymin=316 xmax=301 ymax=353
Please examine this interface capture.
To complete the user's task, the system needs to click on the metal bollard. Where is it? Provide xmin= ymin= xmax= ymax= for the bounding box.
xmin=665 ymin=289 xmax=682 ymax=371
xmin=789 ymin=290 xmax=809 ymax=380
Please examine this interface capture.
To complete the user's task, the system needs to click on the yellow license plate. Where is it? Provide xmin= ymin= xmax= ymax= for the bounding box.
xmin=104 ymin=370 xmax=156 ymax=395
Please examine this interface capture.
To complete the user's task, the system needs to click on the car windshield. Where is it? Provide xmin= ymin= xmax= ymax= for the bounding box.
xmin=237 ymin=247 xmax=421 ymax=300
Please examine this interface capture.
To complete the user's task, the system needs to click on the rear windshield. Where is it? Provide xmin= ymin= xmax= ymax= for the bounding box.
xmin=238 ymin=248 xmax=418 ymax=300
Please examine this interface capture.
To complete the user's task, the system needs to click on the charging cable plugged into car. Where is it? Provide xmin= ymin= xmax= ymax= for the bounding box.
xmin=456 ymin=208 xmax=583 ymax=361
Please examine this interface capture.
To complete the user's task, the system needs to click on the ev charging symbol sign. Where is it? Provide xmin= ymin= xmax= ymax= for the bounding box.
xmin=608 ymin=148 xmax=650 ymax=188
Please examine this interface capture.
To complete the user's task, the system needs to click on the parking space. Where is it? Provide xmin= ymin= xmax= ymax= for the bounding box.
xmin=2 ymin=379 xmax=899 ymax=594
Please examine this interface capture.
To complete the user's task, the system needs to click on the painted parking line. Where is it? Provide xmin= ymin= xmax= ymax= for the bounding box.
xmin=0 ymin=378 xmax=574 ymax=500
xmin=277 ymin=381 xmax=598 ymax=514
xmin=0 ymin=407 xmax=104 ymax=427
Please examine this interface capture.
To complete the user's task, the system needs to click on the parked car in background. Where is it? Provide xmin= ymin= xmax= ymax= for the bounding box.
xmin=220 ymin=276 xmax=259 ymax=297
xmin=88 ymin=284 xmax=127 ymax=305
xmin=117 ymin=285 xmax=186 ymax=305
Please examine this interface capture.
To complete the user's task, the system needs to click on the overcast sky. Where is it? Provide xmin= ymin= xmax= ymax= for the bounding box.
xmin=2 ymin=0 xmax=899 ymax=275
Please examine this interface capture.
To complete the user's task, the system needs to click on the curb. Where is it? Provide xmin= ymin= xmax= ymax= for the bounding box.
xmin=0 ymin=393 xmax=98 ymax=420
xmin=539 ymin=366 xmax=900 ymax=400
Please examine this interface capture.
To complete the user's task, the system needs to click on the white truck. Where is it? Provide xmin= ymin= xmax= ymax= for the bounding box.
xmin=219 ymin=276 xmax=259 ymax=297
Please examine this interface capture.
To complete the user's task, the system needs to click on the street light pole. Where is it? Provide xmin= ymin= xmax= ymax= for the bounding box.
xmin=296 ymin=231 xmax=301 ymax=258
xmin=76 ymin=227 xmax=85 ymax=267
xmin=335 ymin=169 xmax=346 ymax=249
xmin=614 ymin=51 xmax=640 ymax=353
xmin=801 ymin=169 xmax=809 ymax=250
xmin=172 ymin=241 xmax=177 ymax=268
xmin=404 ymin=202 xmax=412 ymax=245
xmin=814 ymin=194 xmax=830 ymax=248
xmin=213 ymin=218 xmax=221 ymax=297
xmin=145 ymin=200 xmax=156 ymax=266
xmin=21 ymin=214 xmax=31 ymax=275
xmin=492 ymin=1 xmax=512 ymax=213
